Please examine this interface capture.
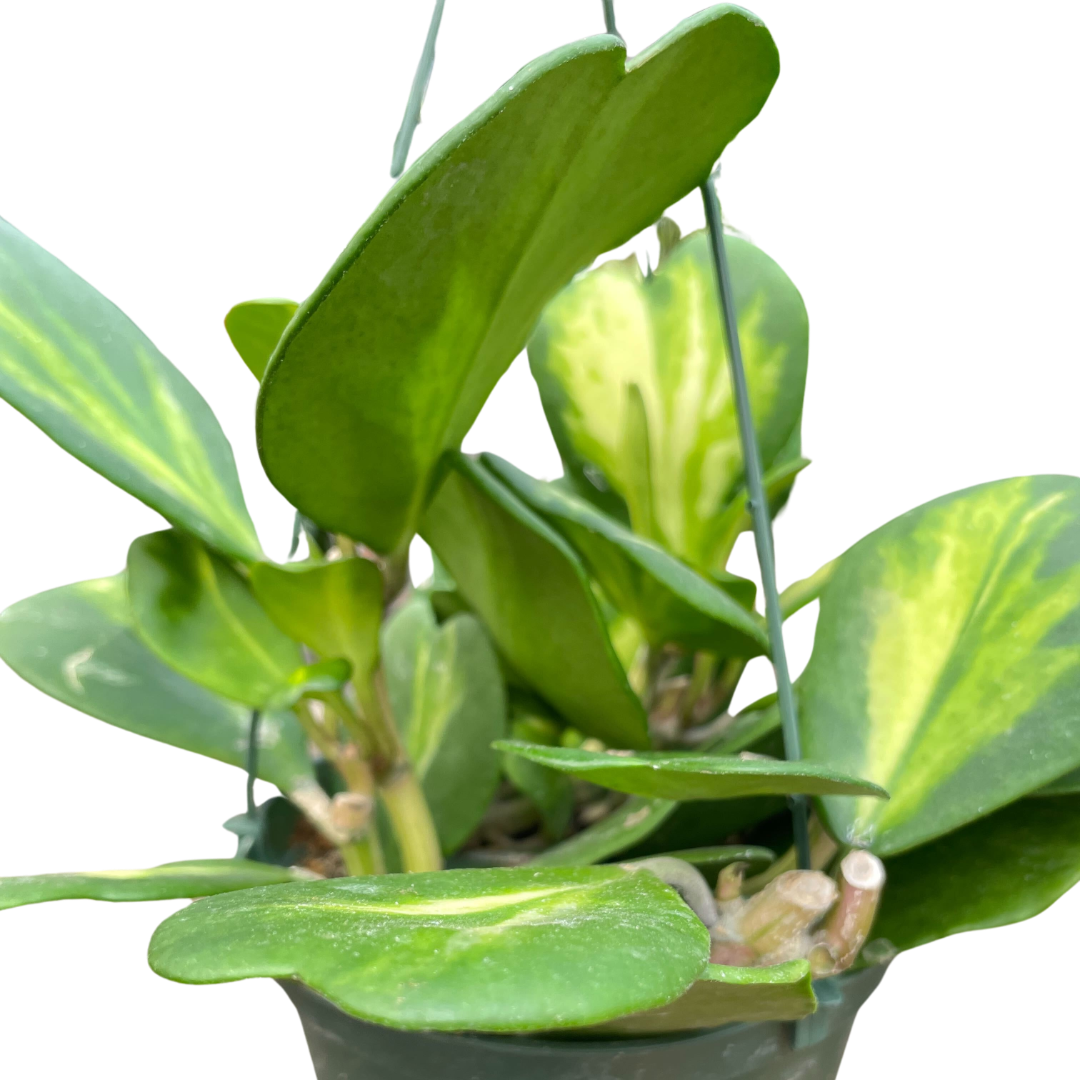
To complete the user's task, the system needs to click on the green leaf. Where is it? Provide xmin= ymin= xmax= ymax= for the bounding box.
xmin=875 ymin=794 xmax=1080 ymax=952
xmin=503 ymin=712 xmax=575 ymax=840
xmin=0 ymin=216 xmax=261 ymax=562
xmin=224 ymin=299 xmax=298 ymax=380
xmin=382 ymin=595 xmax=507 ymax=854
xmin=0 ymin=859 xmax=308 ymax=911
xmin=482 ymin=454 xmax=766 ymax=656
xmin=532 ymin=707 xmax=789 ymax=867
xmin=586 ymin=961 xmax=815 ymax=1034
xmin=800 ymin=476 xmax=1080 ymax=855
xmin=127 ymin=529 xmax=311 ymax=710
xmin=779 ymin=557 xmax=838 ymax=619
xmin=1034 ymin=765 xmax=1080 ymax=796
xmin=421 ymin=455 xmax=648 ymax=749
xmin=256 ymin=8 xmax=780 ymax=555
xmin=0 ymin=575 xmax=314 ymax=791
xmin=496 ymin=742 xmax=888 ymax=801
xmin=250 ymin=557 xmax=383 ymax=680
xmin=149 ymin=866 xmax=710 ymax=1032
xmin=623 ymin=798 xmax=788 ymax=862
xmin=529 ymin=227 xmax=807 ymax=576
xmin=530 ymin=797 xmax=678 ymax=867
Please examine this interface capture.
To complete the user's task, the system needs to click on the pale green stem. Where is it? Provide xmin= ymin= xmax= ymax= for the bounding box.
xmin=381 ymin=767 xmax=443 ymax=872
xmin=779 ymin=558 xmax=839 ymax=620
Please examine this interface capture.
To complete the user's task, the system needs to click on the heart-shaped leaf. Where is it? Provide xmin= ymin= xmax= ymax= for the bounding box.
xmin=875 ymin=793 xmax=1080 ymax=952
xmin=422 ymin=455 xmax=648 ymax=749
xmin=482 ymin=454 xmax=766 ymax=656
xmin=382 ymin=594 xmax=506 ymax=854
xmin=0 ymin=575 xmax=314 ymax=791
xmin=224 ymin=299 xmax=298 ymax=380
xmin=0 ymin=859 xmax=308 ymax=911
xmin=497 ymin=742 xmax=887 ymax=801
xmin=256 ymin=7 xmax=779 ymax=554
xmin=801 ymin=476 xmax=1080 ymax=855
xmin=587 ymin=961 xmax=815 ymax=1034
xmin=149 ymin=866 xmax=710 ymax=1032
xmin=127 ymin=529 xmax=321 ymax=710
xmin=0 ymin=217 xmax=261 ymax=561
xmin=250 ymin=556 xmax=383 ymax=681
xmin=528 ymin=227 xmax=807 ymax=576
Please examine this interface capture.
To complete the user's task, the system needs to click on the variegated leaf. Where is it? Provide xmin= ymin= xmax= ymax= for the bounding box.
xmin=149 ymin=867 xmax=709 ymax=1032
xmin=802 ymin=476 xmax=1080 ymax=855
xmin=0 ymin=217 xmax=261 ymax=561
xmin=528 ymin=226 xmax=807 ymax=575
xmin=0 ymin=860 xmax=308 ymax=911
xmin=0 ymin=574 xmax=314 ymax=791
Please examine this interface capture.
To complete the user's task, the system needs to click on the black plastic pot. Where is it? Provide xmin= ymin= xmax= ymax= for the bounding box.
xmin=279 ymin=964 xmax=886 ymax=1080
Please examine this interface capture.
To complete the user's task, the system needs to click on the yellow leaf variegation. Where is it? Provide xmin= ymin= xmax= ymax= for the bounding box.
xmin=0 ymin=217 xmax=261 ymax=561
xmin=528 ymin=226 xmax=807 ymax=575
xmin=801 ymin=476 xmax=1080 ymax=855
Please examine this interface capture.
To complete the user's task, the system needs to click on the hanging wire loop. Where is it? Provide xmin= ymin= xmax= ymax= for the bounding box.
xmin=390 ymin=0 xmax=446 ymax=178
xmin=602 ymin=0 xmax=620 ymax=37
xmin=700 ymin=171 xmax=812 ymax=871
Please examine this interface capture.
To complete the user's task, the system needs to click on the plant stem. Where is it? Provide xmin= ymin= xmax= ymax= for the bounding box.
xmin=380 ymin=767 xmax=443 ymax=872
xmin=390 ymin=0 xmax=446 ymax=178
xmin=701 ymin=174 xmax=811 ymax=870
xmin=367 ymin=669 xmax=442 ymax=872
xmin=341 ymin=835 xmax=385 ymax=876
xmin=245 ymin=709 xmax=261 ymax=819
xmin=291 ymin=701 xmax=385 ymax=871
xmin=779 ymin=557 xmax=839 ymax=619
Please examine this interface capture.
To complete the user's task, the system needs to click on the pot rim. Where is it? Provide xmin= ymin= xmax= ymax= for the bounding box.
xmin=277 ymin=961 xmax=887 ymax=1052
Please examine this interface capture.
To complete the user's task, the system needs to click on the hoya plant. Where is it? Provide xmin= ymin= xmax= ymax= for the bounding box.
xmin=2 ymin=4 xmax=1078 ymax=1076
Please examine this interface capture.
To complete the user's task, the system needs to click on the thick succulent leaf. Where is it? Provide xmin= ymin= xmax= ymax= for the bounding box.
xmin=382 ymin=595 xmax=506 ymax=854
xmin=0 ymin=860 xmax=307 ymax=911
xmin=533 ymin=709 xmax=789 ymax=867
xmin=529 ymin=797 xmax=676 ymax=867
xmin=149 ymin=867 xmax=710 ymax=1032
xmin=875 ymin=794 xmax=1080 ymax=952
xmin=496 ymin=742 xmax=887 ymax=801
xmin=0 ymin=217 xmax=261 ymax=561
xmin=482 ymin=454 xmax=765 ymax=656
xmin=250 ymin=557 xmax=383 ymax=680
xmin=256 ymin=8 xmax=780 ymax=554
xmin=224 ymin=299 xmax=298 ymax=380
xmin=421 ymin=455 xmax=648 ymax=749
xmin=588 ymin=961 xmax=815 ymax=1034
xmin=801 ymin=476 xmax=1080 ymax=855
xmin=0 ymin=575 xmax=313 ymax=790
xmin=529 ymin=229 xmax=807 ymax=575
xmin=127 ymin=529 xmax=308 ymax=710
